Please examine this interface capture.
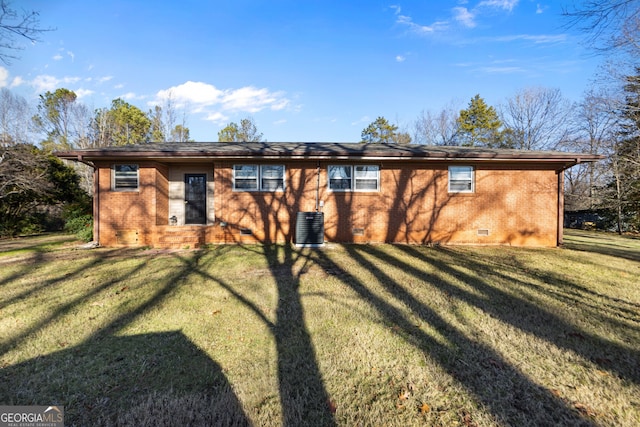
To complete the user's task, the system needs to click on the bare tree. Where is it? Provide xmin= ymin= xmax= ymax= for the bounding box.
xmin=564 ymin=89 xmax=619 ymax=211
xmin=0 ymin=0 xmax=53 ymax=64
xmin=563 ymin=0 xmax=640 ymax=56
xmin=499 ymin=87 xmax=573 ymax=151
xmin=0 ymin=87 xmax=32 ymax=145
xmin=413 ymin=101 xmax=461 ymax=145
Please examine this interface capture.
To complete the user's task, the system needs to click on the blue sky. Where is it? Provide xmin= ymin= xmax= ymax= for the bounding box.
xmin=5 ymin=0 xmax=601 ymax=142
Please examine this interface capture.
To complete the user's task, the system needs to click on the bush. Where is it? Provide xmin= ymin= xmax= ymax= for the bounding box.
xmin=64 ymin=215 xmax=93 ymax=242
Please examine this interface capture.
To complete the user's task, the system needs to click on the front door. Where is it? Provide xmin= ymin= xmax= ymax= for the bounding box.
xmin=185 ymin=174 xmax=207 ymax=224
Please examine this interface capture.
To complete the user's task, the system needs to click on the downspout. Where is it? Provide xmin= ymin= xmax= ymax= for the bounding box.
xmin=557 ymin=168 xmax=565 ymax=247
xmin=315 ymin=161 xmax=320 ymax=212
xmin=87 ymin=157 xmax=100 ymax=246
xmin=75 ymin=155 xmax=100 ymax=245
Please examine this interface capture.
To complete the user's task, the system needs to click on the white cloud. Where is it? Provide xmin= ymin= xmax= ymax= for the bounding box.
xmin=453 ymin=7 xmax=476 ymax=28
xmin=156 ymin=81 xmax=223 ymax=107
xmin=273 ymin=119 xmax=287 ymax=125
xmin=53 ymin=54 xmax=63 ymax=61
xmin=154 ymin=81 xmax=290 ymax=116
xmin=478 ymin=0 xmax=519 ymax=11
xmin=491 ymin=34 xmax=566 ymax=43
xmin=98 ymin=76 xmax=113 ymax=84
xmin=396 ymin=13 xmax=449 ymax=34
xmin=67 ymin=51 xmax=75 ymax=61
xmin=479 ymin=66 xmax=524 ymax=73
xmin=10 ymin=76 xmax=23 ymax=88
xmin=119 ymin=92 xmax=140 ymax=100
xmin=351 ymin=116 xmax=370 ymax=126
xmin=75 ymin=88 xmax=94 ymax=98
xmin=222 ymin=86 xmax=289 ymax=112
xmin=0 ymin=67 xmax=8 ymax=87
xmin=32 ymin=75 xmax=60 ymax=92
xmin=536 ymin=4 xmax=546 ymax=14
xmin=114 ymin=83 xmax=124 ymax=89
xmin=396 ymin=55 xmax=406 ymax=62
xmin=205 ymin=111 xmax=229 ymax=124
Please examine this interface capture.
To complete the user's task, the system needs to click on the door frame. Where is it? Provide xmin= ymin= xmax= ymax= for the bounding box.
xmin=184 ymin=173 xmax=207 ymax=225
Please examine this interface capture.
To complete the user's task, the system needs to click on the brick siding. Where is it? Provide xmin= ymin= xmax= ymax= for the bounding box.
xmin=94 ymin=159 xmax=560 ymax=248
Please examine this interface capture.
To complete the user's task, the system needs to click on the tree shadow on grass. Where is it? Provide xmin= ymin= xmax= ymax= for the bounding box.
xmin=563 ymin=230 xmax=640 ymax=262
xmin=392 ymin=244 xmax=640 ymax=385
xmin=0 ymin=249 xmax=251 ymax=426
xmin=187 ymin=244 xmax=336 ymax=426
xmin=309 ymin=245 xmax=597 ymax=426
xmin=0 ymin=331 xmax=250 ymax=426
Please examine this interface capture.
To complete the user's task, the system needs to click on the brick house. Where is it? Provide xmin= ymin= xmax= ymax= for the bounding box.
xmin=56 ymin=142 xmax=602 ymax=248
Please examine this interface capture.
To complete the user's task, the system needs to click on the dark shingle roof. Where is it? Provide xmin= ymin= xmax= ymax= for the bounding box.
xmin=56 ymin=141 xmax=603 ymax=168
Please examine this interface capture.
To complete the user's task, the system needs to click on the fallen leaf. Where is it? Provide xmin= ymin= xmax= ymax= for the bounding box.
xmin=419 ymin=402 xmax=431 ymax=414
xmin=212 ymin=310 xmax=221 ymax=316
xmin=327 ymin=399 xmax=337 ymax=414
xmin=461 ymin=410 xmax=477 ymax=427
xmin=398 ymin=390 xmax=411 ymax=401
xmin=574 ymin=402 xmax=598 ymax=418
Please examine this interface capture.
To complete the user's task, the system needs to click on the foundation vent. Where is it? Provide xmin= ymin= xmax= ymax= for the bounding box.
xmin=477 ymin=229 xmax=490 ymax=236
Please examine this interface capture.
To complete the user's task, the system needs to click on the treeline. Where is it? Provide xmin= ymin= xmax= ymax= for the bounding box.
xmin=358 ymin=85 xmax=639 ymax=233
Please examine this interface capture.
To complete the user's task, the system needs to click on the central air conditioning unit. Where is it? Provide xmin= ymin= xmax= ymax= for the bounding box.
xmin=295 ymin=212 xmax=324 ymax=246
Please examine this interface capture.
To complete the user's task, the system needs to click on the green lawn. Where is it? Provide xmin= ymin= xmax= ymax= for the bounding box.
xmin=0 ymin=230 xmax=638 ymax=426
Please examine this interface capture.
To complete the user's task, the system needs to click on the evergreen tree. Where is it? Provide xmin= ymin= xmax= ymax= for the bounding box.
xmin=456 ymin=95 xmax=503 ymax=147
xmin=361 ymin=116 xmax=411 ymax=144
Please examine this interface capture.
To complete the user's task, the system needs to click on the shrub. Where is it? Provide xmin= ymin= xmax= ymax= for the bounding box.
xmin=64 ymin=215 xmax=93 ymax=242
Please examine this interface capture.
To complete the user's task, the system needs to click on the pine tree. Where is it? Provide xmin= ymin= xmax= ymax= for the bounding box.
xmin=456 ymin=95 xmax=503 ymax=147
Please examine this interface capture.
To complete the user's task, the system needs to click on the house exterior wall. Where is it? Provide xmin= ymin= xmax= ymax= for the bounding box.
xmin=93 ymin=159 xmax=561 ymax=248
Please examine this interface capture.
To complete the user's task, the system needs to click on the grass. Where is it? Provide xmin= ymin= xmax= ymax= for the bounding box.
xmin=0 ymin=230 xmax=638 ymax=426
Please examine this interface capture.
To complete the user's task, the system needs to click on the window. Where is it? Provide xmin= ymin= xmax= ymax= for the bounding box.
xmin=261 ymin=165 xmax=285 ymax=191
xmin=113 ymin=164 xmax=139 ymax=191
xmin=233 ymin=164 xmax=284 ymax=191
xmin=448 ymin=166 xmax=474 ymax=193
xmin=234 ymin=165 xmax=258 ymax=190
xmin=328 ymin=165 xmax=379 ymax=191
xmin=328 ymin=165 xmax=352 ymax=191
xmin=354 ymin=165 xmax=379 ymax=191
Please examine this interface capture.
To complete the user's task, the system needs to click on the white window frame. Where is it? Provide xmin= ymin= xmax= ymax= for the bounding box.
xmin=448 ymin=166 xmax=475 ymax=193
xmin=112 ymin=164 xmax=139 ymax=191
xmin=328 ymin=165 xmax=379 ymax=192
xmin=233 ymin=164 xmax=285 ymax=191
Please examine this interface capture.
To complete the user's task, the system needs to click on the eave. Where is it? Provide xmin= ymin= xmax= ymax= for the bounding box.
xmin=55 ymin=142 xmax=605 ymax=171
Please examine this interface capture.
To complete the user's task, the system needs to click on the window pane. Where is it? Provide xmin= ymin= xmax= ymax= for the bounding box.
xmin=262 ymin=179 xmax=283 ymax=190
xmin=235 ymin=179 xmax=258 ymax=190
xmin=234 ymin=165 xmax=258 ymax=190
xmin=355 ymin=179 xmax=378 ymax=190
xmin=260 ymin=165 xmax=284 ymax=191
xmin=354 ymin=165 xmax=379 ymax=191
xmin=234 ymin=165 xmax=257 ymax=178
xmin=329 ymin=165 xmax=352 ymax=190
xmin=114 ymin=164 xmax=138 ymax=190
xmin=448 ymin=166 xmax=474 ymax=192
xmin=354 ymin=165 xmax=378 ymax=178
xmin=261 ymin=165 xmax=283 ymax=178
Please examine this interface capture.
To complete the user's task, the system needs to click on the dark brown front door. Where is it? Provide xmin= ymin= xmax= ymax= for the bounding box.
xmin=185 ymin=174 xmax=207 ymax=224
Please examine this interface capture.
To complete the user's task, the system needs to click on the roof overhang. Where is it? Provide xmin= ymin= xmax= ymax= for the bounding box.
xmin=55 ymin=142 xmax=605 ymax=171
